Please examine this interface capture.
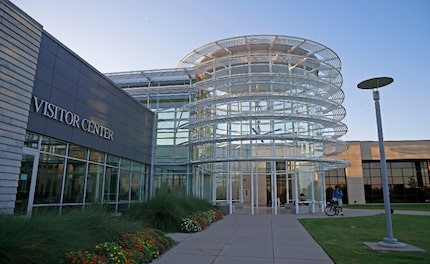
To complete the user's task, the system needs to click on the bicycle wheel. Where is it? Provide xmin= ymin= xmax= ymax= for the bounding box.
xmin=324 ymin=205 xmax=337 ymax=216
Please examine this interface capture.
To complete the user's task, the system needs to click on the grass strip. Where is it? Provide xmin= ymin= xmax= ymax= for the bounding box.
xmin=299 ymin=214 xmax=430 ymax=264
xmin=344 ymin=204 xmax=430 ymax=211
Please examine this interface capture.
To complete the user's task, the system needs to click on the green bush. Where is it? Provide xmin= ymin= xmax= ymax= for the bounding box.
xmin=127 ymin=192 xmax=215 ymax=232
xmin=0 ymin=206 xmax=145 ymax=263
xmin=0 ymin=194 xmax=220 ymax=263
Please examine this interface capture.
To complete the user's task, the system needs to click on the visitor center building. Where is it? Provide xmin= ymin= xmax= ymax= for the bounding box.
xmin=2 ymin=0 xmax=429 ymax=216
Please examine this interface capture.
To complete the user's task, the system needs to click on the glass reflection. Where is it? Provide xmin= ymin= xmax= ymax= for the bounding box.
xmin=34 ymin=154 xmax=64 ymax=204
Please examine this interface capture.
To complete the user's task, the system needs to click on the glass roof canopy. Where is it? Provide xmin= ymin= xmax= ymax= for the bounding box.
xmin=178 ymin=35 xmax=341 ymax=70
xmin=105 ymin=67 xmax=195 ymax=87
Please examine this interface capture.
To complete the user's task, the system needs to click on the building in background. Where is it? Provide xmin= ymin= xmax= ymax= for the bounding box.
xmin=330 ymin=141 xmax=430 ymax=205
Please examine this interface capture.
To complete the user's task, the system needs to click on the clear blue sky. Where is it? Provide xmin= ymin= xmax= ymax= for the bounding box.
xmin=12 ymin=0 xmax=430 ymax=141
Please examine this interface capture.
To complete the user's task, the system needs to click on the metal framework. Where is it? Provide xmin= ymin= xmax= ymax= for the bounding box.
xmin=107 ymin=35 xmax=349 ymax=214
xmin=177 ymin=35 xmax=347 ymax=163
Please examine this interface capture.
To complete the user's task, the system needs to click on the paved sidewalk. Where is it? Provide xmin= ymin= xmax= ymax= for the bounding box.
xmin=153 ymin=208 xmax=430 ymax=264
xmin=154 ymin=209 xmax=335 ymax=264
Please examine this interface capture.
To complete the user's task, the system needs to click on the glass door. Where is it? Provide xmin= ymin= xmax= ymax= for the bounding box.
xmin=16 ymin=148 xmax=39 ymax=215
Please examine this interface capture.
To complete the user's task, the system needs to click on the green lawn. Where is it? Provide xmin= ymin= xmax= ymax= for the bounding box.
xmin=300 ymin=214 xmax=430 ymax=264
xmin=344 ymin=204 xmax=430 ymax=211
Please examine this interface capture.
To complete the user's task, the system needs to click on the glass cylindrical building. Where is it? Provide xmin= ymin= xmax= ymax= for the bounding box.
xmin=178 ymin=35 xmax=348 ymax=213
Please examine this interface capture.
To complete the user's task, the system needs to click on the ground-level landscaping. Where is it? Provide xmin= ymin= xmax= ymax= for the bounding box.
xmin=300 ymin=212 xmax=430 ymax=264
xmin=0 ymin=193 xmax=224 ymax=263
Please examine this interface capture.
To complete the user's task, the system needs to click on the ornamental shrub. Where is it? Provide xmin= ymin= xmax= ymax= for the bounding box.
xmin=192 ymin=211 xmax=210 ymax=229
xmin=64 ymin=249 xmax=102 ymax=264
xmin=93 ymin=242 xmax=133 ymax=264
xmin=179 ymin=217 xmax=202 ymax=233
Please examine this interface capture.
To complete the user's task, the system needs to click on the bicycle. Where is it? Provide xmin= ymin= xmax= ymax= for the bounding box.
xmin=324 ymin=200 xmax=340 ymax=216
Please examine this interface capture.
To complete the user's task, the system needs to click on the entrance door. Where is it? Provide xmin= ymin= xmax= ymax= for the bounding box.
xmin=285 ymin=172 xmax=293 ymax=204
xmin=16 ymin=148 xmax=39 ymax=215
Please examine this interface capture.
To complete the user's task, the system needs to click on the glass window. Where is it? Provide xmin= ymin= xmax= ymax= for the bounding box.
xmin=132 ymin=163 xmax=142 ymax=173
xmin=178 ymin=111 xmax=189 ymax=119
xmin=215 ymin=68 xmax=228 ymax=78
xmin=363 ymin=168 xmax=370 ymax=177
xmin=391 ymin=168 xmax=403 ymax=177
xmin=89 ymin=150 xmax=105 ymax=163
xmin=130 ymin=171 xmax=142 ymax=201
xmin=337 ymin=169 xmax=346 ymax=177
xmin=371 ymin=184 xmax=383 ymax=202
xmin=251 ymin=64 xmax=270 ymax=73
xmin=157 ymin=138 xmax=174 ymax=145
xmin=157 ymin=121 xmax=174 ymax=129
xmin=24 ymin=132 xmax=39 ymax=148
xmin=392 ymin=176 xmax=404 ymax=185
xmin=41 ymin=137 xmax=67 ymax=155
xmin=106 ymin=154 xmax=119 ymax=167
xmin=231 ymin=65 xmax=248 ymax=75
xmin=369 ymin=162 xmax=380 ymax=169
xmin=23 ymin=131 xmax=151 ymax=211
xmin=157 ymin=131 xmax=174 ymax=138
xmin=34 ymin=154 xmax=64 ymax=204
xmin=63 ymin=159 xmax=86 ymax=203
xmin=158 ymin=112 xmax=175 ymax=120
xmin=390 ymin=162 xmax=412 ymax=168
xmin=232 ymin=178 xmax=241 ymax=200
xmin=216 ymin=175 xmax=227 ymax=200
xmin=421 ymin=161 xmax=429 ymax=176
xmin=371 ymin=176 xmax=381 ymax=185
xmin=370 ymin=168 xmax=381 ymax=177
xmin=156 ymin=146 xmax=174 ymax=159
xmin=402 ymin=167 xmax=414 ymax=177
xmin=86 ymin=164 xmax=104 ymax=203
xmin=291 ymin=68 xmax=305 ymax=75
xmin=68 ymin=144 xmax=88 ymax=160
xmin=119 ymin=169 xmax=131 ymax=202
xmin=104 ymin=167 xmax=118 ymax=202
xmin=272 ymin=65 xmax=288 ymax=74
xmin=120 ymin=159 xmax=132 ymax=171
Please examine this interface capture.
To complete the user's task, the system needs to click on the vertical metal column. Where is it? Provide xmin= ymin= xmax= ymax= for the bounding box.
xmin=294 ymin=161 xmax=299 ymax=214
xmin=250 ymin=161 xmax=255 ymax=214
xmin=373 ymin=89 xmax=401 ymax=246
xmin=358 ymin=77 xmax=405 ymax=248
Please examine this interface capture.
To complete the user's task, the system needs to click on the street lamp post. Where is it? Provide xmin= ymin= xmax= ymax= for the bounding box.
xmin=357 ymin=77 xmax=405 ymax=248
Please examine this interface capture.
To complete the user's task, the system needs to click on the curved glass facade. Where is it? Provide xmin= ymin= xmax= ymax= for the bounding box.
xmin=108 ymin=35 xmax=349 ymax=214
xmin=177 ymin=35 xmax=348 ymax=213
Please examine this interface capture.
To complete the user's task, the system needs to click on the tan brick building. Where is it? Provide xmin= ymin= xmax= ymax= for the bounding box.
xmin=331 ymin=140 xmax=430 ymax=204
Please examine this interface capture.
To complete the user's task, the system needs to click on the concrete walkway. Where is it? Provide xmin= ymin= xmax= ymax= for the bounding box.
xmin=153 ymin=208 xmax=430 ymax=264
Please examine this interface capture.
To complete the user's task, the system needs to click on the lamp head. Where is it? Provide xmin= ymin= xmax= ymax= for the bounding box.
xmin=357 ymin=77 xmax=393 ymax=90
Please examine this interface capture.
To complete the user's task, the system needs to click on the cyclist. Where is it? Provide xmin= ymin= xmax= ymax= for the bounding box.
xmin=332 ymin=185 xmax=344 ymax=215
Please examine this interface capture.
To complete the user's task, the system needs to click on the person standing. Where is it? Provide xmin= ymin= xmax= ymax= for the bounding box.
xmin=332 ymin=185 xmax=344 ymax=215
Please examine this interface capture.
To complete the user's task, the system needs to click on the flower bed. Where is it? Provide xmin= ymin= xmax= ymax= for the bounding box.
xmin=179 ymin=208 xmax=224 ymax=233
xmin=64 ymin=209 xmax=224 ymax=263
xmin=64 ymin=228 xmax=174 ymax=264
